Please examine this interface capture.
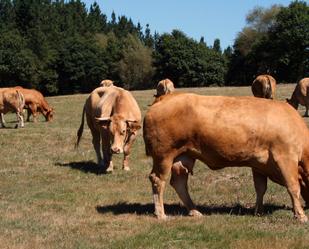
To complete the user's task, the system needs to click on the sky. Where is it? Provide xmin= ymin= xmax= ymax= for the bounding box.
xmin=84 ymin=0 xmax=293 ymax=49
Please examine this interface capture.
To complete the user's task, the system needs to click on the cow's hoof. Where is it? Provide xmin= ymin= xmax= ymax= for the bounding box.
xmin=155 ymin=213 xmax=168 ymax=220
xmin=297 ymin=215 xmax=308 ymax=223
xmin=105 ymin=167 xmax=113 ymax=173
xmin=188 ymin=209 xmax=203 ymax=217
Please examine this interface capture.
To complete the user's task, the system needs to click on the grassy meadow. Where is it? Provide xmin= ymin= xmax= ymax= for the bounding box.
xmin=1 ymin=84 xmax=309 ymax=249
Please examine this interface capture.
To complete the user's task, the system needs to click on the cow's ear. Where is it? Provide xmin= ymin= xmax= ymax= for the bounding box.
xmin=126 ymin=120 xmax=141 ymax=132
xmin=95 ymin=117 xmax=111 ymax=128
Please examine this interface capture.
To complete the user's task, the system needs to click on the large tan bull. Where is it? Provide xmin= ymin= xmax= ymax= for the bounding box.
xmin=287 ymin=78 xmax=309 ymax=117
xmin=143 ymin=93 xmax=309 ymax=222
xmin=0 ymin=88 xmax=25 ymax=128
xmin=14 ymin=87 xmax=54 ymax=122
xmin=76 ymin=86 xmax=141 ymax=172
xmin=251 ymin=74 xmax=276 ymax=99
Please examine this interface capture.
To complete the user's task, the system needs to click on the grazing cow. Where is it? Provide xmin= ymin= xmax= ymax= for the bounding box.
xmin=287 ymin=78 xmax=309 ymax=117
xmin=0 ymin=88 xmax=25 ymax=128
xmin=14 ymin=87 xmax=54 ymax=122
xmin=251 ymin=74 xmax=276 ymax=99
xmin=76 ymin=86 xmax=141 ymax=172
xmin=143 ymin=93 xmax=309 ymax=222
xmin=100 ymin=79 xmax=114 ymax=87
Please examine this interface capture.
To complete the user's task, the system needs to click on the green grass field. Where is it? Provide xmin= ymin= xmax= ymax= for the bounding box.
xmin=1 ymin=84 xmax=309 ymax=249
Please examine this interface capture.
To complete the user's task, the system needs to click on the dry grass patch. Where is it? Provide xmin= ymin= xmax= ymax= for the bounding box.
xmin=1 ymin=84 xmax=309 ymax=249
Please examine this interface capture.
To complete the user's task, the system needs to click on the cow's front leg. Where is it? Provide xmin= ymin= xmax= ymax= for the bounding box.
xmin=149 ymin=158 xmax=173 ymax=219
xmin=91 ymin=130 xmax=102 ymax=165
xmin=122 ymin=132 xmax=137 ymax=171
xmin=170 ymin=155 xmax=201 ymax=217
xmin=101 ymin=131 xmax=113 ymax=172
xmin=252 ymin=169 xmax=267 ymax=215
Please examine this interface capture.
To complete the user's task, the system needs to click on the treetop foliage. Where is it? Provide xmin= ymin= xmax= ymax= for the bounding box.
xmin=0 ymin=0 xmax=308 ymax=93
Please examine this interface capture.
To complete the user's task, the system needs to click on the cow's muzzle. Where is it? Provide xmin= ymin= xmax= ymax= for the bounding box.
xmin=111 ymin=146 xmax=122 ymax=154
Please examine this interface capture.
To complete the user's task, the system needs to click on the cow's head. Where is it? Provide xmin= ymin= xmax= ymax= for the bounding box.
xmin=95 ymin=114 xmax=141 ymax=154
xmin=44 ymin=108 xmax=54 ymax=121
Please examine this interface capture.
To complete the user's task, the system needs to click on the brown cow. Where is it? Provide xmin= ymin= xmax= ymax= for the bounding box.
xmin=76 ymin=86 xmax=141 ymax=172
xmin=14 ymin=87 xmax=54 ymax=122
xmin=100 ymin=79 xmax=114 ymax=87
xmin=154 ymin=78 xmax=175 ymax=98
xmin=251 ymin=74 xmax=276 ymax=99
xmin=143 ymin=93 xmax=309 ymax=222
xmin=0 ymin=88 xmax=25 ymax=128
xmin=287 ymin=78 xmax=309 ymax=117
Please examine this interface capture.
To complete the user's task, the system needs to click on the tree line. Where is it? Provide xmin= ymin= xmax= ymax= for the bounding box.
xmin=0 ymin=0 xmax=308 ymax=95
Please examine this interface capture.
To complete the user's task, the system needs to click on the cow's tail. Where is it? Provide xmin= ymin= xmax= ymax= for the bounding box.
xmin=265 ymin=76 xmax=272 ymax=99
xmin=75 ymin=105 xmax=86 ymax=149
xmin=15 ymin=90 xmax=25 ymax=128
xmin=16 ymin=90 xmax=25 ymax=113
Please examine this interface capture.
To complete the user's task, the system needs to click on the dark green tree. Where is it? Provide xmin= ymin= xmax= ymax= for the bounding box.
xmin=213 ymin=38 xmax=222 ymax=53
xmin=154 ymin=30 xmax=226 ymax=87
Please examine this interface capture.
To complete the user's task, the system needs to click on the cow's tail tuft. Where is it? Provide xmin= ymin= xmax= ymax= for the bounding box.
xmin=75 ymin=105 xmax=86 ymax=149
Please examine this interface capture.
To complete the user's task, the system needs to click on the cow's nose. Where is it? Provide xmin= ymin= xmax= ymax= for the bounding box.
xmin=111 ymin=146 xmax=121 ymax=154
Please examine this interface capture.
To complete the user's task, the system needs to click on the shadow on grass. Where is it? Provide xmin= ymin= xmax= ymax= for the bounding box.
xmin=96 ymin=202 xmax=289 ymax=217
xmin=55 ymin=161 xmax=106 ymax=175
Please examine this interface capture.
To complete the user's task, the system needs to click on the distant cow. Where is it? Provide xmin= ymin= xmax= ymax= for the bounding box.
xmin=143 ymin=93 xmax=309 ymax=222
xmin=100 ymin=79 xmax=114 ymax=87
xmin=0 ymin=88 xmax=25 ymax=128
xmin=14 ymin=87 xmax=54 ymax=122
xmin=287 ymin=78 xmax=309 ymax=117
xmin=251 ymin=74 xmax=276 ymax=99
xmin=154 ymin=78 xmax=175 ymax=98
xmin=76 ymin=86 xmax=141 ymax=172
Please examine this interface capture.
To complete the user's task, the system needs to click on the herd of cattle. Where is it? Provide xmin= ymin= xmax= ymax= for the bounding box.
xmin=0 ymin=86 xmax=54 ymax=128
xmin=1 ymin=75 xmax=309 ymax=223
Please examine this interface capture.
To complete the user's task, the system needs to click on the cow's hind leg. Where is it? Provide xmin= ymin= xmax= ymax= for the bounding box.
xmin=277 ymin=157 xmax=308 ymax=222
xmin=170 ymin=155 xmax=202 ymax=217
xmin=304 ymin=106 xmax=309 ymax=117
xmin=252 ymin=169 xmax=267 ymax=215
xmin=0 ymin=113 xmax=5 ymax=128
xmin=149 ymin=157 xmax=173 ymax=219
xmin=299 ymin=153 xmax=309 ymax=208
xmin=15 ymin=111 xmax=24 ymax=128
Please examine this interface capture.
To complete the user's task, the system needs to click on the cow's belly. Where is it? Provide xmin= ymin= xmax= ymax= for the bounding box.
xmin=187 ymin=143 xmax=270 ymax=170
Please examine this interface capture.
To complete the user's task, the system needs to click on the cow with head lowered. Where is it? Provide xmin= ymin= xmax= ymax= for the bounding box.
xmin=14 ymin=87 xmax=54 ymax=122
xmin=76 ymin=86 xmax=141 ymax=172
xmin=143 ymin=93 xmax=309 ymax=222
